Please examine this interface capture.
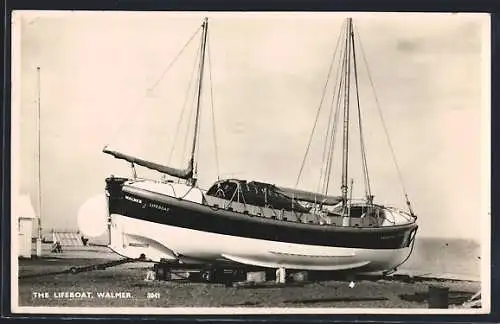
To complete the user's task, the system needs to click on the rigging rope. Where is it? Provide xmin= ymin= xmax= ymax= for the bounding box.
xmin=167 ymin=47 xmax=201 ymax=164
xmin=350 ymin=28 xmax=372 ymax=199
xmin=318 ymin=30 xmax=346 ymax=191
xmin=207 ymin=30 xmax=221 ymax=181
xmin=295 ymin=20 xmax=347 ymax=190
xmin=181 ymin=95 xmax=198 ymax=165
xmin=317 ymin=80 xmax=337 ymax=195
xmin=321 ymin=37 xmax=347 ymax=197
xmin=354 ymin=27 xmax=413 ymax=214
xmin=317 ymin=34 xmax=345 ymax=196
xmin=323 ymin=67 xmax=345 ymax=197
xmin=147 ymin=26 xmax=203 ymax=94
xmin=105 ymin=26 xmax=202 ymax=157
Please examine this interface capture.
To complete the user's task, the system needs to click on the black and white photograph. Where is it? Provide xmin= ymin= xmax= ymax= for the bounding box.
xmin=10 ymin=11 xmax=490 ymax=314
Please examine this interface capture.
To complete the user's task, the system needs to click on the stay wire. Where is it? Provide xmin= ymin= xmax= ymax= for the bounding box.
xmin=181 ymin=90 xmax=199 ymax=164
xmin=317 ymin=32 xmax=346 ymax=196
xmin=351 ymin=27 xmax=372 ymax=199
xmin=207 ymin=31 xmax=221 ymax=181
xmin=106 ymin=26 xmax=202 ymax=150
xmin=147 ymin=26 xmax=203 ymax=94
xmin=323 ymin=70 xmax=345 ymax=197
xmin=295 ymin=20 xmax=347 ymax=189
xmin=167 ymin=47 xmax=201 ymax=164
xmin=321 ymin=36 xmax=348 ymax=197
xmin=354 ymin=26 xmax=411 ymax=207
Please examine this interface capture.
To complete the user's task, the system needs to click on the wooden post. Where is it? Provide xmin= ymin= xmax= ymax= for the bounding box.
xmin=275 ymin=267 xmax=286 ymax=284
xmin=428 ymin=285 xmax=449 ymax=308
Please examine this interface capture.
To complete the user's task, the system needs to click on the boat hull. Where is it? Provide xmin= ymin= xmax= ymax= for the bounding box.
xmin=109 ymin=213 xmax=412 ymax=272
xmin=103 ymin=177 xmax=417 ymax=272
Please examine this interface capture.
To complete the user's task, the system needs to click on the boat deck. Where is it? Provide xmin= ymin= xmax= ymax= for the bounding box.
xmin=203 ymin=195 xmax=383 ymax=227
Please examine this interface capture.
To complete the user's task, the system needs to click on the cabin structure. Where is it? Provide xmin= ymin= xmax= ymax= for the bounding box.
xmin=17 ymin=195 xmax=36 ymax=258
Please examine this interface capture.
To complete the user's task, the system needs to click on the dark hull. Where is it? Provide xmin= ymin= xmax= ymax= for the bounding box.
xmin=106 ymin=177 xmax=418 ymax=250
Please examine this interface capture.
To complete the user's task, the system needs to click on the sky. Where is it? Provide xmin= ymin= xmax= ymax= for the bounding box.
xmin=12 ymin=11 xmax=489 ymax=241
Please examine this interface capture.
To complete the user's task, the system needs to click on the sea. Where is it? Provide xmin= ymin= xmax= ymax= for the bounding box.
xmin=399 ymin=237 xmax=481 ymax=280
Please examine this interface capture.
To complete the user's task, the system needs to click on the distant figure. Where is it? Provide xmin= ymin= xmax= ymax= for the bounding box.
xmin=51 ymin=241 xmax=63 ymax=253
xmin=81 ymin=235 xmax=89 ymax=246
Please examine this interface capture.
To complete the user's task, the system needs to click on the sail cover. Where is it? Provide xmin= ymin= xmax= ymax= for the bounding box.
xmin=103 ymin=147 xmax=193 ymax=179
xmin=206 ymin=179 xmax=341 ymax=208
xmin=277 ymin=186 xmax=342 ymax=205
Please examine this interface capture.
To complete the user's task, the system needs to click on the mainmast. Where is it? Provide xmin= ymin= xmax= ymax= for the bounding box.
xmin=341 ymin=18 xmax=353 ymax=206
xmin=189 ymin=17 xmax=209 ymax=185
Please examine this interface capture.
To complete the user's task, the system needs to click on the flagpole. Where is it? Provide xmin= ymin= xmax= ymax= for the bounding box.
xmin=35 ymin=66 xmax=42 ymax=257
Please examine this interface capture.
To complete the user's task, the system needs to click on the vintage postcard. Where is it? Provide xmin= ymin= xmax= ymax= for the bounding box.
xmin=10 ymin=11 xmax=491 ymax=315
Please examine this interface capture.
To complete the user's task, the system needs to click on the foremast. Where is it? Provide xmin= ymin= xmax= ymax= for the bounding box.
xmin=102 ymin=18 xmax=210 ymax=184
xmin=189 ymin=17 xmax=209 ymax=186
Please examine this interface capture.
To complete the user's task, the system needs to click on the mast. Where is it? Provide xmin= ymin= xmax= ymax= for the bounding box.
xmin=341 ymin=18 xmax=352 ymax=206
xmin=36 ymin=66 xmax=42 ymax=255
xmin=189 ymin=17 xmax=209 ymax=184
